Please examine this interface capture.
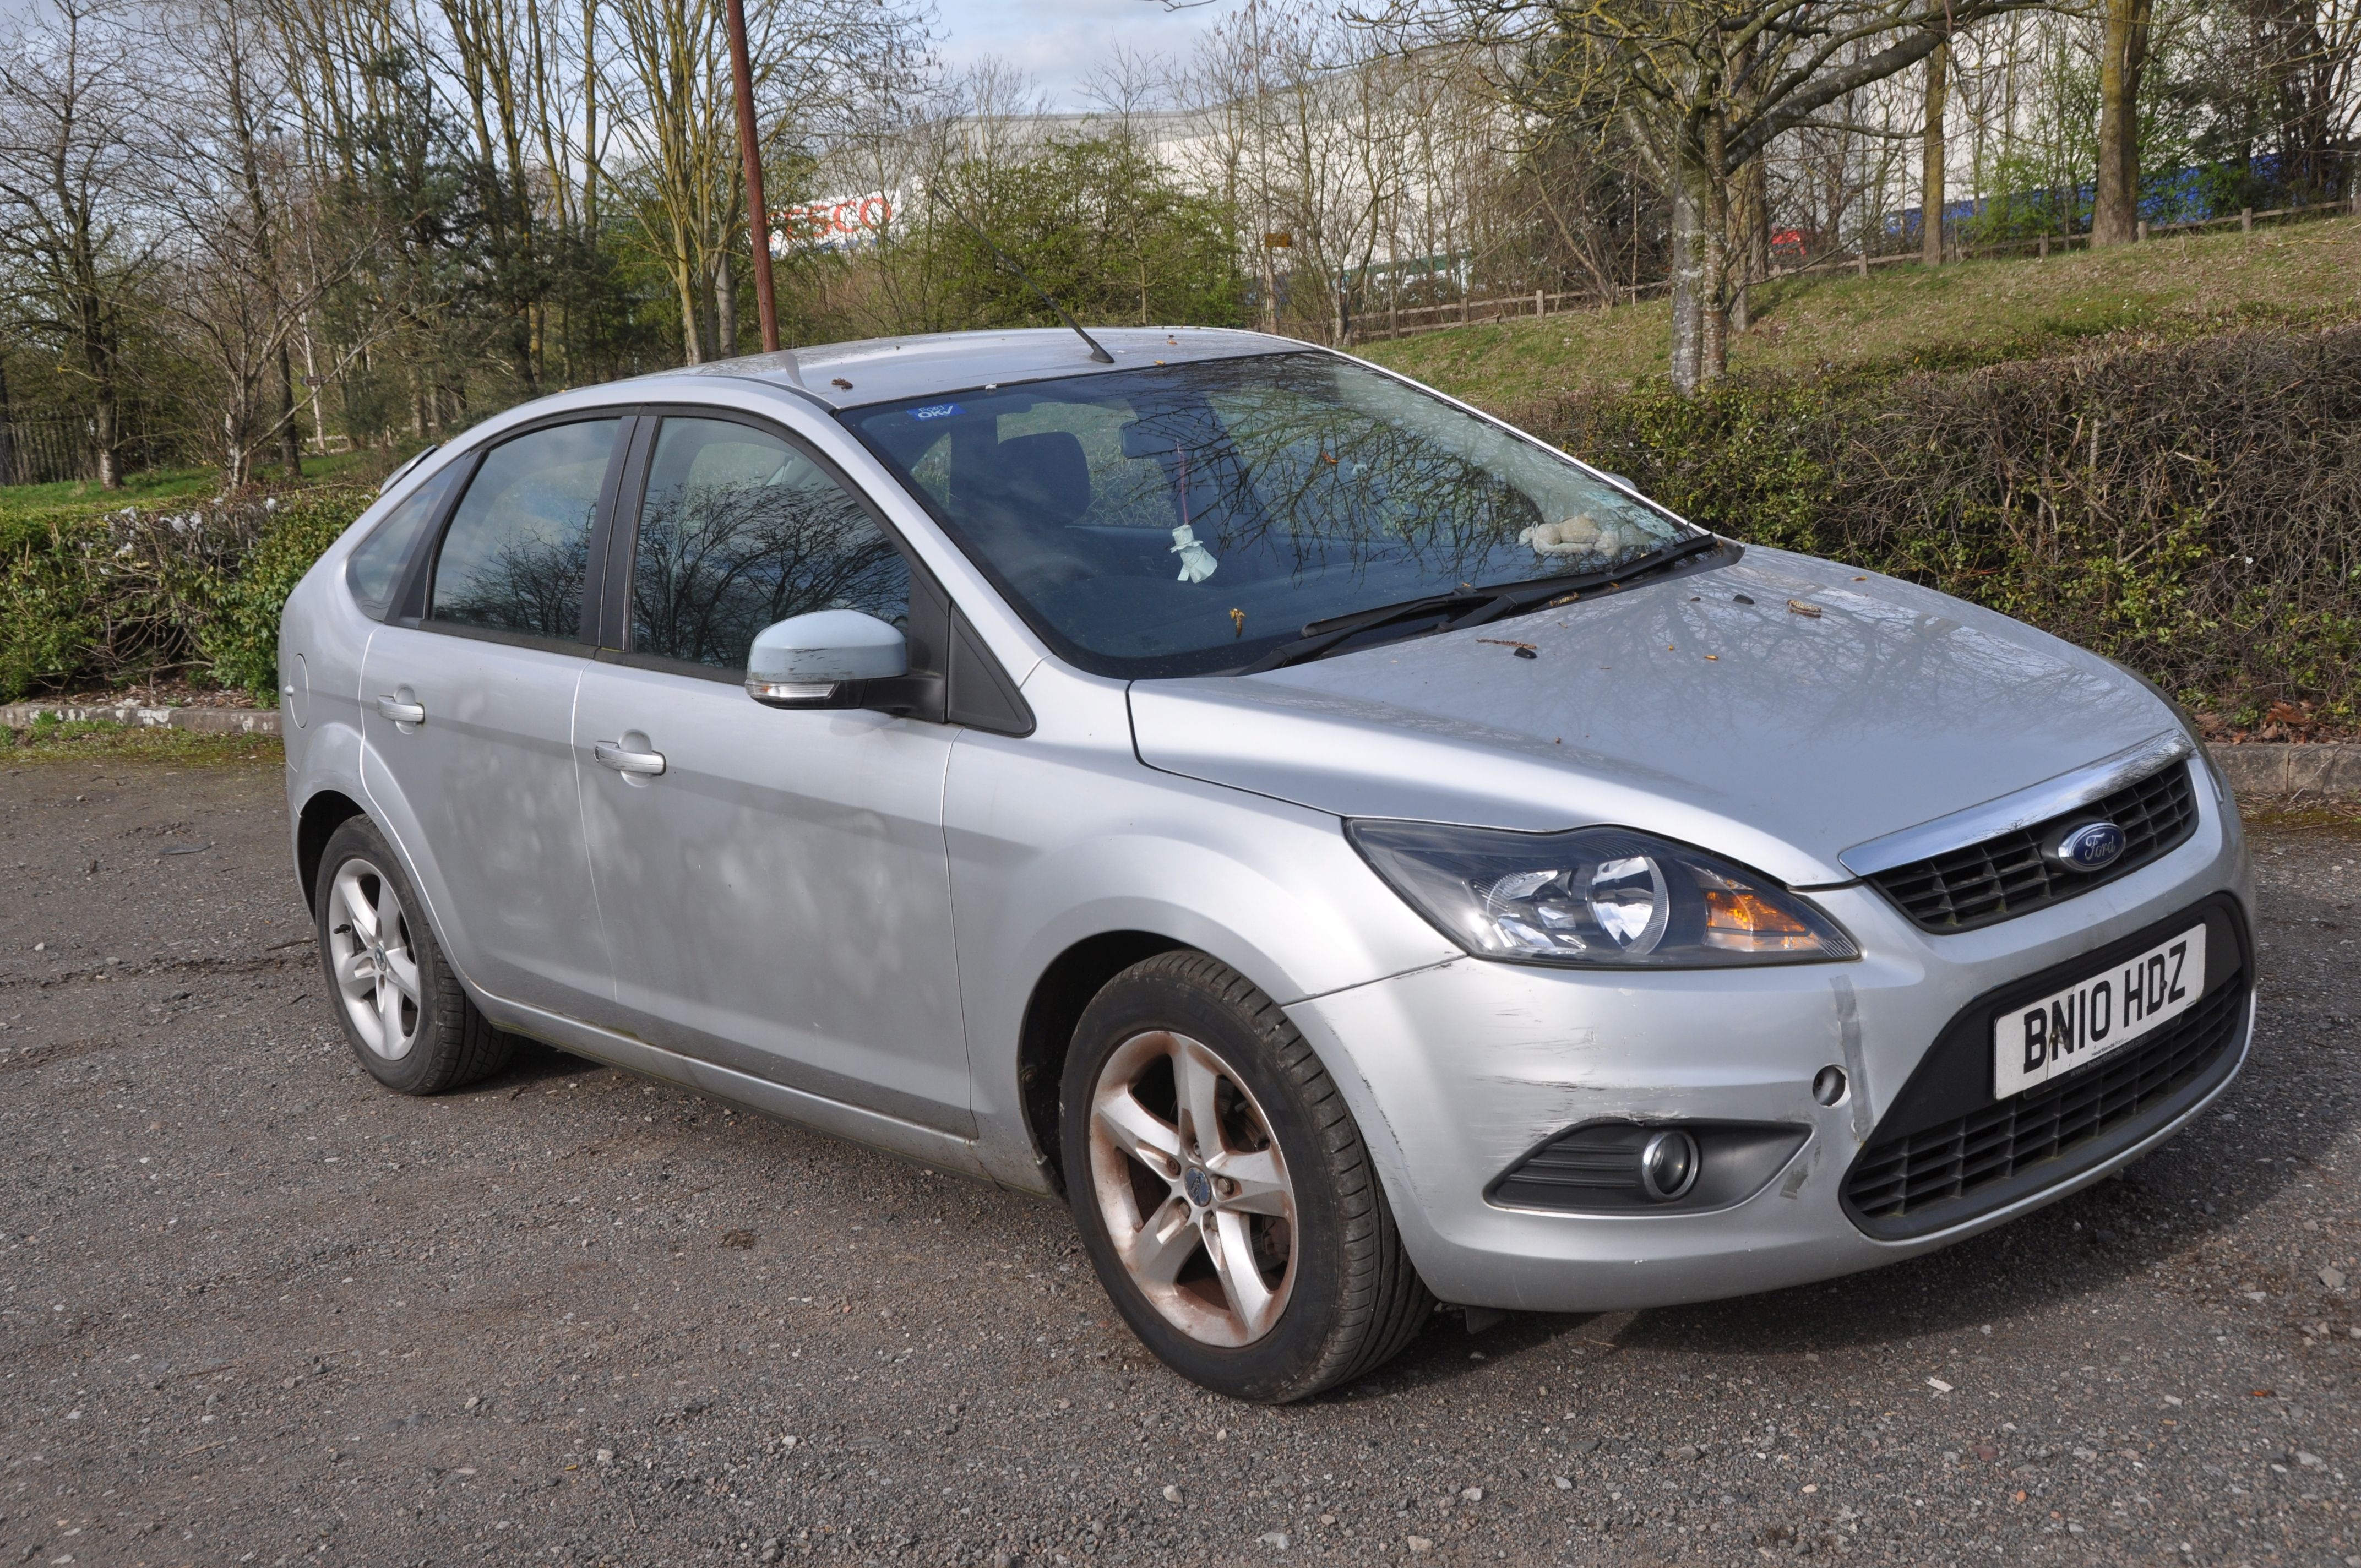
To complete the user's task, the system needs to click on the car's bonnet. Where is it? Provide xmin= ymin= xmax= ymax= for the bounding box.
xmin=1125 ymin=545 xmax=2182 ymax=887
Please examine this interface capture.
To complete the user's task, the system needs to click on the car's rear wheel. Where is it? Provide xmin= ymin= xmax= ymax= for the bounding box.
xmin=1062 ymin=951 xmax=1432 ymax=1401
xmin=315 ymin=815 xmax=512 ymax=1095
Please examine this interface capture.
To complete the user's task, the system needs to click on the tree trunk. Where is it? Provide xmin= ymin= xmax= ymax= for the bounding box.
xmin=224 ymin=409 xmax=249 ymax=490
xmin=85 ymin=334 xmax=121 ymax=489
xmin=715 ymin=251 xmax=736 ymax=358
xmin=1729 ymin=157 xmax=1769 ymax=332
xmin=676 ymin=252 xmax=703 ymax=366
xmin=1667 ymin=133 xmax=1728 ymax=395
xmin=2094 ymin=0 xmax=2153 ymax=246
xmin=1922 ymin=41 xmax=1949 ymax=265
xmin=1670 ymin=175 xmax=1703 ymax=393
xmin=277 ymin=341 xmax=303 ymax=481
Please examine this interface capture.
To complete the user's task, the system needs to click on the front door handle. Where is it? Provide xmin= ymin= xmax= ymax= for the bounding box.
xmin=593 ymin=739 xmax=666 ymax=777
xmin=375 ymin=695 xmax=426 ymax=725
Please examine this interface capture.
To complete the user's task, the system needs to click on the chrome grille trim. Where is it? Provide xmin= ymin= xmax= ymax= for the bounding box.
xmin=1838 ymin=729 xmax=2193 ymax=879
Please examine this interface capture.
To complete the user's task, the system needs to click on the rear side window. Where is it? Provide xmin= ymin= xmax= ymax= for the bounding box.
xmin=628 ymin=416 xmax=908 ymax=672
xmin=430 ymin=420 xmax=619 ymax=640
xmin=345 ymin=462 xmax=460 ymax=620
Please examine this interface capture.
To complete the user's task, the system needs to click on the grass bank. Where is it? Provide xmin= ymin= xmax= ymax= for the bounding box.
xmin=1 ymin=714 xmax=283 ymax=765
xmin=1362 ymin=216 xmax=2361 ymax=416
xmin=0 ymin=449 xmax=387 ymax=527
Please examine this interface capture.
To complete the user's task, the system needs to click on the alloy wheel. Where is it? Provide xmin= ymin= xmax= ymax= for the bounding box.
xmin=1086 ymin=1029 xmax=1299 ymax=1347
xmin=327 ymin=858 xmax=423 ymax=1060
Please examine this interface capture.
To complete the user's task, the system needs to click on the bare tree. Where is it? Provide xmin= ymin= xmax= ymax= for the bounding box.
xmin=599 ymin=0 xmax=926 ymax=364
xmin=150 ymin=0 xmax=387 ymax=485
xmin=1180 ymin=2 xmax=1415 ymax=346
xmin=1402 ymin=0 xmax=2047 ymax=391
xmin=0 ymin=0 xmax=154 ymax=487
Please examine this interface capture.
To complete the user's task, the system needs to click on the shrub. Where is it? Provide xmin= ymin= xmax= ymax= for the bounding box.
xmin=1560 ymin=323 xmax=2361 ymax=721
xmin=0 ymin=487 xmax=371 ymax=703
xmin=200 ymin=493 xmax=370 ymax=698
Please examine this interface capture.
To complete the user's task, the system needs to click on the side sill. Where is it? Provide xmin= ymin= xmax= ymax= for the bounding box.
xmin=472 ymin=992 xmax=998 ymax=1185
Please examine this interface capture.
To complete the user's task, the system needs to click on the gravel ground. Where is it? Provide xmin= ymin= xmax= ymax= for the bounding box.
xmin=3 ymin=749 xmax=2359 ymax=1568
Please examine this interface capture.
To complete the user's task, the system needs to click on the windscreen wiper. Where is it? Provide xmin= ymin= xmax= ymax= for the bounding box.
xmin=1238 ymin=590 xmax=1509 ymax=675
xmin=1236 ymin=533 xmax=1724 ymax=676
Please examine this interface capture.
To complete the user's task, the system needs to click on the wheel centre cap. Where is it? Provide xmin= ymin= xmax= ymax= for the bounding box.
xmin=1182 ymin=1167 xmax=1214 ymax=1208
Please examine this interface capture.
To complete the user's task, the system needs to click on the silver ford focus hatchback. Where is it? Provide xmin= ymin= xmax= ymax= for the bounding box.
xmin=279 ymin=328 xmax=2253 ymax=1401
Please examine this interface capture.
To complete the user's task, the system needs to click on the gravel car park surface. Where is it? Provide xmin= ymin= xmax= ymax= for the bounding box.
xmin=3 ymin=748 xmax=2358 ymax=1567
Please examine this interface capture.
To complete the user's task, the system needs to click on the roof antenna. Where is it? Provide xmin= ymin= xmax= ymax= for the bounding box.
xmin=938 ymin=194 xmax=1114 ymax=364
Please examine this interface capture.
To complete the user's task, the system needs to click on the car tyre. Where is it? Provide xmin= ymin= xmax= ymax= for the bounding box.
xmin=1062 ymin=951 xmax=1433 ymax=1401
xmin=314 ymin=815 xmax=512 ymax=1095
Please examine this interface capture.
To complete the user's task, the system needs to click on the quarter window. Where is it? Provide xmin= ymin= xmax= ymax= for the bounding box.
xmin=629 ymin=417 xmax=908 ymax=672
xmin=346 ymin=461 xmax=461 ymax=620
xmin=430 ymin=420 xmax=619 ymax=640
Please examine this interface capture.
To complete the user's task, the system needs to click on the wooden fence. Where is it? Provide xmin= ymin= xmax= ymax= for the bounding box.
xmin=0 ymin=412 xmax=188 ymax=487
xmin=1334 ymin=188 xmax=2360 ymax=346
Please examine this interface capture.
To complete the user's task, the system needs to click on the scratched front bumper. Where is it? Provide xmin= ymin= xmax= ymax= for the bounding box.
xmin=1285 ymin=772 xmax=2253 ymax=1312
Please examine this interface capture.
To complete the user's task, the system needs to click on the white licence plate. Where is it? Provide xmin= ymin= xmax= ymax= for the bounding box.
xmin=1993 ymin=924 xmax=2207 ymax=1099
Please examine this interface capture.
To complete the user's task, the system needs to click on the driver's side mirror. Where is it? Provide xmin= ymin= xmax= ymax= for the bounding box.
xmin=746 ymin=609 xmax=908 ymax=708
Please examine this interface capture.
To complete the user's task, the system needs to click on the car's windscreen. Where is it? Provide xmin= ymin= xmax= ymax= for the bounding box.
xmin=841 ymin=352 xmax=1695 ymax=678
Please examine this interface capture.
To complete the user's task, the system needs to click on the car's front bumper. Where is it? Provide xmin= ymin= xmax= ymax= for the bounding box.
xmin=1288 ymin=760 xmax=2254 ymax=1313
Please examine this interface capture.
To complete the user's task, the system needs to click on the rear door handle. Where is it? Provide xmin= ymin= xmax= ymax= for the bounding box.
xmin=375 ymin=695 xmax=426 ymax=725
xmin=593 ymin=739 xmax=666 ymax=776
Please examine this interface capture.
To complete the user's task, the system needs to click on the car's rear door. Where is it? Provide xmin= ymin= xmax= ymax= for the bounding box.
xmin=359 ymin=415 xmax=625 ymax=1018
xmin=569 ymin=409 xmax=973 ymax=1133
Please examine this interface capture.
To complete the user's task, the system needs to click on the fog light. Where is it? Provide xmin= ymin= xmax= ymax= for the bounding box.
xmin=1639 ymin=1130 xmax=1700 ymax=1201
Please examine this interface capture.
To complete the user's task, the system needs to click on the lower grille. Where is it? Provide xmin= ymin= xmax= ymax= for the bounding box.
xmin=1846 ymin=973 xmax=2244 ymax=1227
xmin=1489 ymin=1121 xmax=1809 ymax=1215
xmin=1868 ymin=763 xmax=2199 ymax=933
xmin=1496 ymin=1123 xmax=1652 ymax=1204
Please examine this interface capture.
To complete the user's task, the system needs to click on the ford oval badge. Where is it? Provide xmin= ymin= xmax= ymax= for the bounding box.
xmin=2051 ymin=820 xmax=2128 ymax=873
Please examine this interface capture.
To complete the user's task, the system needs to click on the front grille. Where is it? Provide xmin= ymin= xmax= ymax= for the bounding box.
xmin=1845 ymin=971 xmax=2244 ymax=1227
xmin=1868 ymin=763 xmax=2199 ymax=933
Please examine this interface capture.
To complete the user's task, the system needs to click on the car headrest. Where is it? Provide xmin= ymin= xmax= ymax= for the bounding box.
xmin=962 ymin=431 xmax=1092 ymax=527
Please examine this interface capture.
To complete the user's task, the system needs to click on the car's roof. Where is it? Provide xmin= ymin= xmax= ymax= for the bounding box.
xmin=669 ymin=326 xmax=1310 ymax=412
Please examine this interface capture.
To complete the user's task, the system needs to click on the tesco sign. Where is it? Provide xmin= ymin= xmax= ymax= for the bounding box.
xmin=774 ymin=191 xmax=898 ymax=254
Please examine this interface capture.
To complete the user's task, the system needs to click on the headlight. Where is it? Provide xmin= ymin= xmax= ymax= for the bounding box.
xmin=1346 ymin=820 xmax=1858 ymax=968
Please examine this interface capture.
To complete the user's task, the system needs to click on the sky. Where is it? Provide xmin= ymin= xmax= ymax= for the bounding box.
xmin=929 ymin=0 xmax=1231 ymax=111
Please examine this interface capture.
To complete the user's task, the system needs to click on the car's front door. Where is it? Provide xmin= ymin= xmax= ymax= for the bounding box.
xmin=572 ymin=412 xmax=971 ymax=1133
xmin=359 ymin=416 xmax=622 ymax=1017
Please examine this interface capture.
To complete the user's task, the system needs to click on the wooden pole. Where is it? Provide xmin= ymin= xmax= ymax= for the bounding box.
xmin=723 ymin=0 xmax=780 ymax=353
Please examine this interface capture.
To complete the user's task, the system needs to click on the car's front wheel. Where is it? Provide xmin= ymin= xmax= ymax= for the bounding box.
xmin=314 ymin=815 xmax=512 ymax=1095
xmin=1061 ymin=952 xmax=1432 ymax=1401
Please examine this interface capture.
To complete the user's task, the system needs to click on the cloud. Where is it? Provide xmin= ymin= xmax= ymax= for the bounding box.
xmin=931 ymin=0 xmax=1228 ymax=108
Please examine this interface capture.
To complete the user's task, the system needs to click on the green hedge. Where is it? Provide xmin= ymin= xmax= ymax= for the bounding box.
xmin=1558 ymin=323 xmax=2361 ymax=722
xmin=9 ymin=326 xmax=2359 ymax=723
xmin=0 ymin=488 xmax=369 ymax=704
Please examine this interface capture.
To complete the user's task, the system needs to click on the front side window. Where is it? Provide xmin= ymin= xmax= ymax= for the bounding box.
xmin=628 ymin=416 xmax=909 ymax=672
xmin=429 ymin=419 xmax=619 ymax=640
xmin=844 ymin=352 xmax=1693 ymax=678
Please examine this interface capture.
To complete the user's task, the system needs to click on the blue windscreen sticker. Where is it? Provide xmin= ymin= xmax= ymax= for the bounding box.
xmin=908 ymin=403 xmax=965 ymax=421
